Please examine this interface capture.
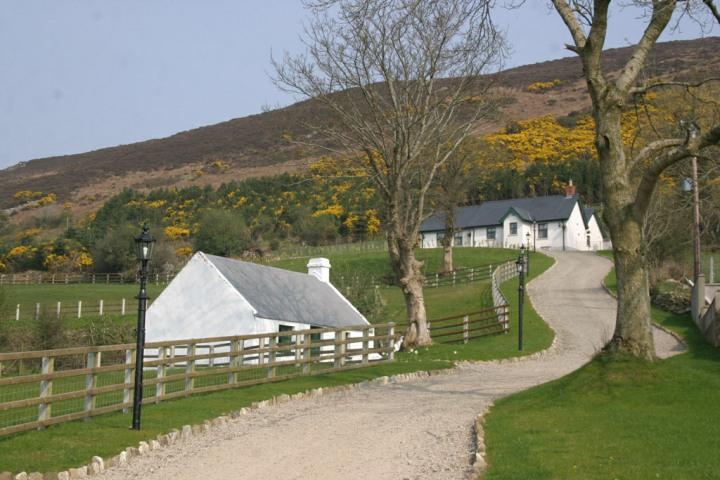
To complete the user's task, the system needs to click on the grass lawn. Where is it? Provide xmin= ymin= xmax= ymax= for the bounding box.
xmin=270 ymin=247 xmax=518 ymax=282
xmin=481 ymin=262 xmax=720 ymax=480
xmin=0 ymin=249 xmax=555 ymax=472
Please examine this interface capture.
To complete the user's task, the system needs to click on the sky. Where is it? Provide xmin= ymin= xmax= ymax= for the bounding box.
xmin=0 ymin=1 xmax=715 ymax=169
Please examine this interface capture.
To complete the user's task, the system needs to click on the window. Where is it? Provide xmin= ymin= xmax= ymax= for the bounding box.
xmin=310 ymin=327 xmax=322 ymax=357
xmin=509 ymin=222 xmax=518 ymax=236
xmin=487 ymin=227 xmax=496 ymax=240
xmin=537 ymin=223 xmax=548 ymax=239
xmin=454 ymin=233 xmax=463 ymax=246
xmin=278 ymin=324 xmax=294 ymax=344
xmin=436 ymin=232 xmax=445 ymax=244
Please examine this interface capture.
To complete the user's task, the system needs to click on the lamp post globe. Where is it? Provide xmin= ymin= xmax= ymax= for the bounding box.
xmin=132 ymin=224 xmax=155 ymax=430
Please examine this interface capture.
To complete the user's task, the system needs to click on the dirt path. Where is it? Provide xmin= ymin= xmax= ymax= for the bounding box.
xmin=99 ymin=252 xmax=684 ymax=480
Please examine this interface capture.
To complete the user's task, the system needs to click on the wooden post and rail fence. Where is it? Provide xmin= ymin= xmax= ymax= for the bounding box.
xmin=0 ymin=323 xmax=396 ymax=437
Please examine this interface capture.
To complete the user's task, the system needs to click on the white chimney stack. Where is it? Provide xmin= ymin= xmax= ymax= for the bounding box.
xmin=307 ymin=257 xmax=331 ymax=283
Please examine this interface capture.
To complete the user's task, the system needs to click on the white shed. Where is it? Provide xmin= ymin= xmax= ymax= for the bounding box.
xmin=146 ymin=252 xmax=370 ymax=343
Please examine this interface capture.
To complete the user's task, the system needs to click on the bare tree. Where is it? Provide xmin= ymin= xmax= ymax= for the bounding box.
xmin=549 ymin=0 xmax=720 ymax=358
xmin=434 ymin=139 xmax=482 ymax=273
xmin=274 ymin=0 xmax=503 ymax=347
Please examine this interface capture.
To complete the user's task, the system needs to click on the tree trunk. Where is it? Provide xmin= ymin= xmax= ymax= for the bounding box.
xmin=441 ymin=233 xmax=454 ymax=273
xmin=606 ymin=209 xmax=655 ymax=359
xmin=441 ymin=203 xmax=456 ymax=273
xmin=388 ymin=231 xmax=432 ymax=348
xmin=595 ymin=104 xmax=655 ymax=359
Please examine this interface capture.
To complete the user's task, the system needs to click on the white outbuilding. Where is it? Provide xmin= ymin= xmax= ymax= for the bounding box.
xmin=146 ymin=252 xmax=370 ymax=343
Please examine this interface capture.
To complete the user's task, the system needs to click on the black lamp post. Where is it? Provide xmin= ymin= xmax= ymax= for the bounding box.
xmin=525 ymin=232 xmax=531 ymax=276
xmin=132 ymin=224 xmax=155 ymax=430
xmin=516 ymin=246 xmax=526 ymax=351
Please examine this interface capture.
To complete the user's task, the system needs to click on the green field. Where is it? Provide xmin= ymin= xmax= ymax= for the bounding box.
xmin=0 ymin=247 xmax=518 ymax=328
xmin=482 ymin=265 xmax=720 ymax=480
xmin=0 ymin=247 xmax=555 ymax=473
xmin=271 ymin=246 xmax=518 ymax=283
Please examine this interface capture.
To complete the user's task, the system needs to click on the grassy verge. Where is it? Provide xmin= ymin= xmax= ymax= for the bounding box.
xmin=482 ymin=262 xmax=720 ymax=480
xmin=0 ymin=250 xmax=554 ymax=473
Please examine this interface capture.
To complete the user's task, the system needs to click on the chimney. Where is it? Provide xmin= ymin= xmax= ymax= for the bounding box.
xmin=307 ymin=258 xmax=331 ymax=283
xmin=565 ymin=179 xmax=576 ymax=198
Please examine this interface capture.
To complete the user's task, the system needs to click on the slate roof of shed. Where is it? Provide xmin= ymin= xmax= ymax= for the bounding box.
xmin=421 ymin=195 xmax=581 ymax=232
xmin=583 ymin=207 xmax=595 ymax=224
xmin=203 ymin=253 xmax=368 ymax=328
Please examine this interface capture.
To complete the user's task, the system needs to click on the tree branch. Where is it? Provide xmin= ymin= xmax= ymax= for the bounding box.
xmin=550 ymin=0 xmax=587 ymax=51
xmin=615 ymin=1 xmax=676 ymax=94
xmin=634 ymin=123 xmax=720 ymax=219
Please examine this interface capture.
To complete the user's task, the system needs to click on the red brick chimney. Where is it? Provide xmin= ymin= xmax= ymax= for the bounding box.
xmin=565 ymin=179 xmax=576 ymax=198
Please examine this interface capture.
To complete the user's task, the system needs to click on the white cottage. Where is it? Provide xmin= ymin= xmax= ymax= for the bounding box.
xmin=146 ymin=252 xmax=370 ymax=343
xmin=420 ymin=183 xmax=606 ymax=251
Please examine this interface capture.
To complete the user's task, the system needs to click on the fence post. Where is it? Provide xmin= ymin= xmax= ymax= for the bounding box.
xmin=185 ymin=343 xmax=195 ymax=396
xmin=38 ymin=356 xmax=55 ymax=426
xmin=106 ymin=273 xmax=110 ymax=284
xmin=35 ymin=303 xmax=40 ymax=321
xmin=121 ymin=298 xmax=126 ymax=316
xmin=302 ymin=334 xmax=311 ymax=374
xmin=15 ymin=304 xmax=20 ymax=321
xmin=388 ymin=324 xmax=395 ymax=361
xmin=56 ymin=302 xmax=61 ymax=319
xmin=463 ymin=315 xmax=470 ymax=344
xmin=51 ymin=274 xmax=55 ymax=285
xmin=228 ymin=339 xmax=239 ymax=385
xmin=362 ymin=328 xmax=369 ymax=364
xmin=123 ymin=349 xmax=133 ymax=413
xmin=334 ymin=330 xmax=346 ymax=368
xmin=156 ymin=347 xmax=166 ymax=403
xmin=84 ymin=351 xmax=101 ymax=417
xmin=99 ymin=300 xmax=104 ymax=316
xmin=65 ymin=274 xmax=69 ymax=285
xmin=77 ymin=301 xmax=82 ymax=319
xmin=208 ymin=344 xmax=215 ymax=368
xmin=711 ymin=257 xmax=715 ymax=284
xmin=267 ymin=336 xmax=276 ymax=379
xmin=435 ymin=273 xmax=439 ymax=287
xmin=295 ymin=334 xmax=303 ymax=369
xmin=453 ymin=271 xmax=456 ymax=286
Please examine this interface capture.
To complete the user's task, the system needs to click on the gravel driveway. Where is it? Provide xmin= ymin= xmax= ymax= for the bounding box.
xmin=98 ymin=252 xmax=683 ymax=480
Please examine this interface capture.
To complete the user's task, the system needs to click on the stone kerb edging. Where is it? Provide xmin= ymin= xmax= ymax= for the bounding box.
xmin=0 ymin=370 xmax=458 ymax=480
xmin=600 ymin=278 xmax=687 ymax=348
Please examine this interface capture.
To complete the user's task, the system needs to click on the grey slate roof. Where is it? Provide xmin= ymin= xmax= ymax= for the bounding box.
xmin=204 ymin=254 xmax=368 ymax=328
xmin=583 ymin=207 xmax=595 ymax=225
xmin=421 ymin=195 xmax=579 ymax=232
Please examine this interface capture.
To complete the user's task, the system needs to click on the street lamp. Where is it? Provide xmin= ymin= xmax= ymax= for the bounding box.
xmin=525 ymin=232 xmax=531 ymax=275
xmin=516 ymin=249 xmax=526 ymax=351
xmin=132 ymin=224 xmax=155 ymax=430
xmin=681 ymin=119 xmax=702 ymax=282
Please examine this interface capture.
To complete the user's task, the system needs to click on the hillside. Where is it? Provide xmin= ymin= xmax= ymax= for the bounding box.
xmin=1 ymin=37 xmax=719 ymax=215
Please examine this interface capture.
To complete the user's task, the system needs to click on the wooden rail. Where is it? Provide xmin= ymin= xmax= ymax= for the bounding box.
xmin=0 ymin=322 xmax=395 ymax=437
xmin=0 ymin=272 xmax=176 ymax=286
xmin=490 ymin=260 xmax=516 ymax=330
xmin=394 ymin=305 xmax=509 ymax=344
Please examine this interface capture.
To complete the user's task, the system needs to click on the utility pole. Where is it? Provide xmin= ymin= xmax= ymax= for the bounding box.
xmin=692 ymin=155 xmax=702 ymax=283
